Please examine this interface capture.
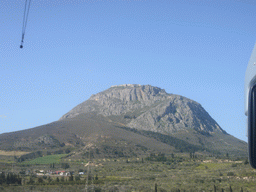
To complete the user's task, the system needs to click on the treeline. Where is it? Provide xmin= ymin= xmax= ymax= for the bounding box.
xmin=27 ymin=174 xmax=103 ymax=186
xmin=145 ymin=153 xmax=167 ymax=162
xmin=0 ymin=172 xmax=22 ymax=185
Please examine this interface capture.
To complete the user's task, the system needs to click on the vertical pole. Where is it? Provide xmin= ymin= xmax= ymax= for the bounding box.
xmin=85 ymin=147 xmax=90 ymax=192
xmin=12 ymin=151 xmax=14 ymax=173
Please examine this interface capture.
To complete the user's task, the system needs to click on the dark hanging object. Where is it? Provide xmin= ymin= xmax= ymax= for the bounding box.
xmin=20 ymin=0 xmax=32 ymax=48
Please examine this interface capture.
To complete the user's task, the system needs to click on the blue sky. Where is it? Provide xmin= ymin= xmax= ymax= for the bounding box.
xmin=1 ymin=0 xmax=256 ymax=142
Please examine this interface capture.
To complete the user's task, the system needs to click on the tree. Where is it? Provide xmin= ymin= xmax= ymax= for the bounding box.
xmin=0 ymin=172 xmax=5 ymax=184
xmin=155 ymin=183 xmax=157 ymax=192
xmin=17 ymin=176 xmax=22 ymax=185
xmin=10 ymin=173 xmax=17 ymax=184
xmin=65 ymin=148 xmax=71 ymax=154
xmin=6 ymin=173 xmax=10 ymax=185
xmin=61 ymin=163 xmax=70 ymax=169
xmin=47 ymin=176 xmax=52 ymax=183
xmin=38 ymin=177 xmax=43 ymax=183
xmin=69 ymin=173 xmax=74 ymax=182
xmin=190 ymin=152 xmax=195 ymax=159
xmin=27 ymin=177 xmax=34 ymax=185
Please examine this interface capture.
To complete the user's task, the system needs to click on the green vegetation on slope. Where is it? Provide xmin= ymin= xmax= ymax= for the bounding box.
xmin=21 ymin=154 xmax=67 ymax=165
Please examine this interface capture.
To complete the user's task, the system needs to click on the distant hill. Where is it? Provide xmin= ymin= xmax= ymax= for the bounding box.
xmin=0 ymin=84 xmax=247 ymax=158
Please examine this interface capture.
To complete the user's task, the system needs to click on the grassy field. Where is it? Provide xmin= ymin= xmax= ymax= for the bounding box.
xmin=20 ymin=154 xmax=68 ymax=165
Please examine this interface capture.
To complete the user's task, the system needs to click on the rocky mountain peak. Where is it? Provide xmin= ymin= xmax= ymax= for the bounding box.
xmin=89 ymin=84 xmax=167 ymax=102
xmin=60 ymin=84 xmax=225 ymax=135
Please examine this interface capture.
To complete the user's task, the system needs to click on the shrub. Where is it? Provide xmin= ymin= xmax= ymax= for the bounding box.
xmin=227 ymin=172 xmax=235 ymax=176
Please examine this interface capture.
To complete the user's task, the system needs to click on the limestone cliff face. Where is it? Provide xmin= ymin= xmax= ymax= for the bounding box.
xmin=60 ymin=84 xmax=225 ymax=134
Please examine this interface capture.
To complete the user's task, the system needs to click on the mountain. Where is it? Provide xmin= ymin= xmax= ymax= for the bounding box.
xmin=61 ymin=84 xmax=224 ymax=135
xmin=0 ymin=84 xmax=247 ymax=158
